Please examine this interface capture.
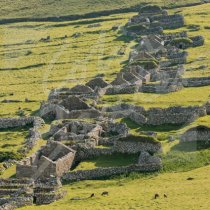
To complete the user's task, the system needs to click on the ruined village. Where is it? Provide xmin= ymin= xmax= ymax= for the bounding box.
xmin=0 ymin=3 xmax=210 ymax=210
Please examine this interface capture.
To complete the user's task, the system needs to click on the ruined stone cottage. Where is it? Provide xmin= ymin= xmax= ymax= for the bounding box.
xmin=16 ymin=141 xmax=76 ymax=179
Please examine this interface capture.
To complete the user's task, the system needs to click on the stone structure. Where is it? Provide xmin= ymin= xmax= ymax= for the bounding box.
xmin=138 ymin=151 xmax=161 ymax=166
xmin=16 ymin=141 xmax=76 ymax=179
xmin=103 ymin=104 xmax=207 ymax=125
xmin=0 ymin=117 xmax=44 ymax=156
xmin=0 ymin=179 xmax=34 ymax=210
xmin=0 ymin=117 xmax=44 ymax=130
xmin=182 ymin=76 xmax=210 ymax=87
xmin=181 ymin=125 xmax=210 ymax=142
xmin=125 ymin=5 xmax=184 ymax=37
xmin=86 ymin=77 xmax=109 ymax=90
xmin=49 ymin=120 xmax=103 ymax=147
xmin=40 ymin=95 xmax=101 ymax=120
xmin=114 ymin=135 xmax=162 ymax=154
xmin=62 ymin=163 xmax=162 ymax=182
xmin=0 ymin=178 xmax=66 ymax=208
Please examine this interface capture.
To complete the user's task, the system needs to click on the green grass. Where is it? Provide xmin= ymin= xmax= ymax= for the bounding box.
xmin=18 ymin=164 xmax=210 ymax=210
xmin=74 ymin=153 xmax=138 ymax=171
xmin=101 ymin=86 xmax=210 ymax=109
xmin=2 ymin=3 xmax=210 ymax=210
xmin=0 ymin=0 xmax=201 ymax=20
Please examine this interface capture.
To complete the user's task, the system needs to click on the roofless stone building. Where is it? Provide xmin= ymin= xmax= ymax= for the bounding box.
xmin=16 ymin=141 xmax=76 ymax=179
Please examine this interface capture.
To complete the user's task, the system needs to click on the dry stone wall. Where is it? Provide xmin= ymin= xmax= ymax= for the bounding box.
xmin=104 ymin=104 xmax=207 ymax=125
xmin=62 ymin=164 xmax=161 ymax=182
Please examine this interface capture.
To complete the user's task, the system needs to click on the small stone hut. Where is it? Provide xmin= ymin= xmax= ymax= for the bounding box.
xmin=16 ymin=141 xmax=76 ymax=179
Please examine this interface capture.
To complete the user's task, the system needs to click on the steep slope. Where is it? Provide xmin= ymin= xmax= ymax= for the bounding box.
xmin=0 ymin=0 xmax=201 ymax=20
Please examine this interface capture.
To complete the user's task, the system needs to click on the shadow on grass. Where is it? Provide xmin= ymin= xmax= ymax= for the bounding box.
xmin=76 ymin=153 xmax=139 ymax=169
xmin=121 ymin=118 xmax=183 ymax=132
xmin=121 ymin=118 xmax=140 ymax=129
xmin=171 ymin=141 xmax=210 ymax=152
xmin=114 ymin=35 xmax=133 ymax=43
xmin=0 ymin=125 xmax=31 ymax=133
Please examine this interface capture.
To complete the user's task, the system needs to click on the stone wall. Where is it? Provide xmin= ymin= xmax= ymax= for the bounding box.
xmin=17 ymin=141 xmax=76 ymax=179
xmin=73 ymin=146 xmax=114 ymax=163
xmin=35 ymin=191 xmax=66 ymax=205
xmin=0 ymin=117 xmax=43 ymax=130
xmin=105 ymin=84 xmax=140 ymax=95
xmin=141 ymin=83 xmax=183 ymax=93
xmin=151 ymin=14 xmax=185 ymax=29
xmin=145 ymin=106 xmax=206 ymax=125
xmin=62 ymin=164 xmax=161 ymax=182
xmin=104 ymin=104 xmax=207 ymax=125
xmin=182 ymin=76 xmax=210 ymax=87
xmin=114 ymin=136 xmax=162 ymax=154
xmin=0 ymin=178 xmax=34 ymax=210
xmin=180 ymin=125 xmax=210 ymax=142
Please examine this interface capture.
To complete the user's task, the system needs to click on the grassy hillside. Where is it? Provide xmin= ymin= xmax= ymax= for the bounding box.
xmin=0 ymin=0 xmax=201 ymax=20
xmin=18 ymin=165 xmax=210 ymax=210
xmin=1 ymin=2 xmax=210 ymax=210
xmin=1 ymin=3 xmax=210 ymax=118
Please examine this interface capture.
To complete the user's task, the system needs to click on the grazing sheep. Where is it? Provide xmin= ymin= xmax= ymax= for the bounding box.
xmin=89 ymin=193 xmax=95 ymax=198
xmin=154 ymin=193 xmax=160 ymax=199
xmin=101 ymin=191 xmax=109 ymax=196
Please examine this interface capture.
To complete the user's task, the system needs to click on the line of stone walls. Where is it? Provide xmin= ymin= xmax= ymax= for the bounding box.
xmin=0 ymin=117 xmax=34 ymax=129
xmin=106 ymin=84 xmax=140 ymax=95
xmin=0 ymin=197 xmax=33 ymax=210
xmin=141 ymin=83 xmax=183 ymax=93
xmin=103 ymin=104 xmax=207 ymax=125
xmin=62 ymin=164 xmax=161 ymax=182
xmin=0 ymin=117 xmax=44 ymax=130
xmin=182 ymin=77 xmax=210 ymax=87
xmin=35 ymin=191 xmax=66 ymax=205
xmin=114 ymin=140 xmax=161 ymax=154
xmin=73 ymin=146 xmax=114 ymax=163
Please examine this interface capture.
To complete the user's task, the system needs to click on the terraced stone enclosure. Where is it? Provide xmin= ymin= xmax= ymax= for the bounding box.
xmin=1 ymin=2 xmax=210 ymax=210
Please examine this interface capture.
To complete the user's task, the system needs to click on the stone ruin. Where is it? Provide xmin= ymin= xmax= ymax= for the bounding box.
xmin=40 ymin=90 xmax=101 ymax=120
xmin=103 ymin=103 xmax=207 ymax=126
xmin=0 ymin=117 xmax=45 ymax=170
xmin=63 ymin=134 xmax=162 ymax=182
xmin=16 ymin=141 xmax=76 ymax=179
xmin=0 ymin=178 xmax=66 ymax=209
xmin=99 ymin=5 xmax=205 ymax=95
xmin=124 ymin=5 xmax=184 ymax=37
xmin=48 ymin=119 xmax=129 ymax=148
xmin=1 ymin=4 xmax=210 ymax=209
xmin=49 ymin=120 xmax=103 ymax=147
xmin=181 ymin=125 xmax=210 ymax=143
